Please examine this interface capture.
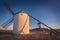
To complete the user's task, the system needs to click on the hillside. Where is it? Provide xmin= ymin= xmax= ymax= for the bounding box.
xmin=0 ymin=28 xmax=60 ymax=40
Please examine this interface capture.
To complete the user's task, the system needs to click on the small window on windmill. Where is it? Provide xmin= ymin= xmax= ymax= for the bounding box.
xmin=21 ymin=13 xmax=23 ymax=16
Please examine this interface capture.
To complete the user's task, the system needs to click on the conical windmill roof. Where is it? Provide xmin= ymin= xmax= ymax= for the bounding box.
xmin=16 ymin=10 xmax=28 ymax=15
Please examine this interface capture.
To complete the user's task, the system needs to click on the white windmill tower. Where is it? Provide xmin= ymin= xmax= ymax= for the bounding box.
xmin=13 ymin=11 xmax=30 ymax=34
xmin=3 ymin=1 xmax=30 ymax=34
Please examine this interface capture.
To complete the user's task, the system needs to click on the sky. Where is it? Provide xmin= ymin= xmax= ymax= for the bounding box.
xmin=0 ymin=0 xmax=60 ymax=29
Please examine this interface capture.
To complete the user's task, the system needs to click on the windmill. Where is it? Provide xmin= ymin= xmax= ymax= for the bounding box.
xmin=1 ymin=0 xmax=59 ymax=35
xmin=2 ymin=0 xmax=30 ymax=34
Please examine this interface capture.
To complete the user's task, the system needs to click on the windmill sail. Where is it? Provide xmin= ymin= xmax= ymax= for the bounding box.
xmin=28 ymin=14 xmax=59 ymax=36
xmin=1 ymin=0 xmax=14 ymax=28
xmin=3 ymin=0 xmax=15 ymax=15
xmin=1 ymin=17 xmax=13 ymax=28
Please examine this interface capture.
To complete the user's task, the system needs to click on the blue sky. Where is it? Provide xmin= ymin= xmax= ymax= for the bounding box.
xmin=0 ymin=0 xmax=60 ymax=29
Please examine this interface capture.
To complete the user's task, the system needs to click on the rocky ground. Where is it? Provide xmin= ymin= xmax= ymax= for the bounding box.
xmin=0 ymin=29 xmax=60 ymax=40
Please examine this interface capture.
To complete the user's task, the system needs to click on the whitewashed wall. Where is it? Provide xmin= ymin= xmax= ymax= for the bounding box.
xmin=13 ymin=11 xmax=30 ymax=34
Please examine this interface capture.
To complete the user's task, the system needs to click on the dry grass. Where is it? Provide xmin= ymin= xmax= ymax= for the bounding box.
xmin=0 ymin=29 xmax=60 ymax=40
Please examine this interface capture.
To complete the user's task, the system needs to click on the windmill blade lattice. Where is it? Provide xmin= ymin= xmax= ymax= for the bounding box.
xmin=1 ymin=0 xmax=15 ymax=28
xmin=1 ymin=17 xmax=13 ymax=28
xmin=28 ymin=14 xmax=59 ymax=36
xmin=3 ymin=0 xmax=15 ymax=15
